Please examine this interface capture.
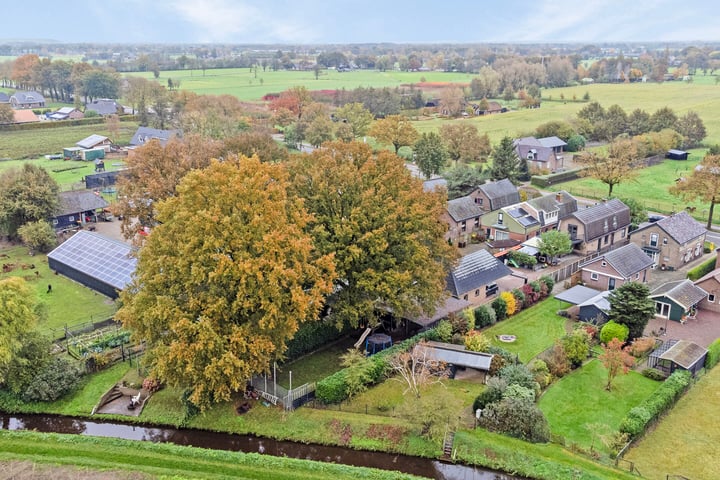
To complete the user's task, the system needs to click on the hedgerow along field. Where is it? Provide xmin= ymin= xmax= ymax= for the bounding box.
xmin=127 ymin=67 xmax=475 ymax=102
xmin=624 ymin=365 xmax=720 ymax=480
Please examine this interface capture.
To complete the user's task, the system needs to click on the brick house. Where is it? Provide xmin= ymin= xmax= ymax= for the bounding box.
xmin=559 ymin=198 xmax=631 ymax=255
xmin=580 ymin=243 xmax=654 ymax=291
xmin=694 ymin=249 xmax=720 ymax=313
xmin=514 ymin=136 xmax=567 ymax=172
xmin=443 ymin=196 xmax=484 ymax=246
xmin=629 ymin=211 xmax=706 ymax=270
xmin=10 ymin=91 xmax=46 ymax=109
xmin=446 ymin=249 xmax=513 ymax=304
xmin=470 ymin=178 xmax=520 ymax=212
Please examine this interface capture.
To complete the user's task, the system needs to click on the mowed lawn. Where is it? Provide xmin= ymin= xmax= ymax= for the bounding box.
xmin=539 ymin=360 xmax=661 ymax=452
xmin=0 ymin=245 xmax=117 ymax=335
xmin=0 ymin=156 xmax=128 ymax=190
xmin=482 ymin=297 xmax=570 ymax=363
xmin=624 ymin=365 xmax=720 ymax=480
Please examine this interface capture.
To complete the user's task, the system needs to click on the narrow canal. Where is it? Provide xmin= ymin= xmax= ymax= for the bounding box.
xmin=0 ymin=414 xmax=523 ymax=480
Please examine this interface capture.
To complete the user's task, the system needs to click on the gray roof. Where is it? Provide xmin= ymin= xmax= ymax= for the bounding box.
xmin=76 ymin=134 xmax=109 ymax=149
xmin=555 ymin=285 xmax=603 ymax=305
xmin=593 ymin=243 xmax=655 ymax=278
xmin=527 ymin=191 xmax=577 ymax=223
xmin=570 ymin=199 xmax=631 ymax=240
xmin=514 ymin=137 xmax=555 ymax=163
xmin=0 ymin=92 xmax=9 ymax=103
xmin=11 ymin=91 xmax=45 ymax=104
xmin=56 ymin=190 xmax=109 ymax=216
xmin=633 ymin=211 xmax=706 ymax=245
xmin=650 ymin=280 xmax=708 ymax=310
xmin=538 ymin=136 xmax=568 ymax=149
xmin=408 ymin=296 xmax=472 ymax=327
xmin=446 ymin=196 xmax=483 ymax=222
xmin=447 ymin=249 xmax=512 ymax=297
xmin=477 ymin=179 xmax=520 ymax=210
xmin=130 ymin=127 xmax=181 ymax=146
xmin=85 ymin=99 xmax=121 ymax=116
xmin=423 ymin=177 xmax=447 ymax=192
xmin=658 ymin=340 xmax=708 ymax=369
xmin=578 ymin=290 xmax=612 ymax=311
xmin=416 ymin=341 xmax=493 ymax=371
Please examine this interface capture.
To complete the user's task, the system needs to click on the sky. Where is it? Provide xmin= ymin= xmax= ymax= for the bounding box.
xmin=4 ymin=0 xmax=718 ymax=45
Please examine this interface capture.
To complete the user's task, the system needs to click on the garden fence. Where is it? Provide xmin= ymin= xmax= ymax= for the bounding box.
xmin=45 ymin=317 xmax=117 ymax=342
xmin=249 ymin=374 xmax=316 ymax=411
xmin=546 ymin=240 xmax=627 ymax=284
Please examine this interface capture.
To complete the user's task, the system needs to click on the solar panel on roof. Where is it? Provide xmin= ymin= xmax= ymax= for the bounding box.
xmin=47 ymin=231 xmax=137 ymax=290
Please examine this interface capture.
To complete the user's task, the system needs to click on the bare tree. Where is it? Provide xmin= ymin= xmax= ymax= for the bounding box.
xmin=389 ymin=341 xmax=448 ymax=398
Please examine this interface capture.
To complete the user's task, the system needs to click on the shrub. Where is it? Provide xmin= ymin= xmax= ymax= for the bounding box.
xmin=600 ymin=320 xmax=629 ymax=344
xmin=538 ymin=275 xmax=555 ymax=294
xmin=487 ymin=345 xmax=518 ymax=366
xmin=500 ymin=291 xmax=517 ymax=316
xmin=511 ymin=288 xmax=526 ymax=308
xmin=450 ymin=333 xmax=465 ymax=345
xmin=491 ymin=297 xmax=507 ymax=321
xmin=502 ymin=383 xmax=536 ymax=402
xmin=478 ymin=397 xmax=550 ymax=443
xmin=577 ymin=323 xmax=598 ymax=340
xmin=464 ymin=330 xmax=491 ymax=352
xmin=285 ymin=319 xmax=350 ymax=361
xmin=628 ymin=337 xmax=656 ymax=358
xmin=450 ymin=310 xmax=473 ymax=335
xmin=435 ymin=320 xmax=453 ymax=342
xmin=497 ymin=364 xmax=539 ymax=393
xmin=17 ymin=221 xmax=57 ymax=253
xmin=560 ymin=330 xmax=591 ymax=368
xmin=529 ymin=359 xmax=551 ymax=388
xmin=641 ymin=368 xmax=666 ymax=381
xmin=546 ymin=342 xmax=570 ymax=378
xmin=619 ymin=407 xmax=652 ymax=436
xmin=706 ymin=338 xmax=720 ymax=369
xmin=22 ymin=357 xmax=83 ymax=402
xmin=142 ymin=377 xmax=163 ymax=393
xmin=316 ymin=370 xmax=349 ymax=404
xmin=2 ymin=331 xmax=52 ymax=395
xmin=474 ymin=305 xmax=496 ymax=328
xmin=521 ymin=283 xmax=540 ymax=307
xmin=566 ymin=134 xmax=586 ymax=152
xmin=472 ymin=377 xmax=507 ymax=411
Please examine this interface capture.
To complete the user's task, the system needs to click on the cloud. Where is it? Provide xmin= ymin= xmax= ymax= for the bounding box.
xmin=164 ymin=0 xmax=319 ymax=43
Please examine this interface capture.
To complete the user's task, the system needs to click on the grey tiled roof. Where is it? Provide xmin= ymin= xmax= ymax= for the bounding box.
xmin=130 ymin=127 xmax=181 ymax=146
xmin=85 ymin=99 xmax=121 ymax=116
xmin=0 ymin=92 xmax=9 ymax=102
xmin=601 ymin=243 xmax=655 ymax=278
xmin=656 ymin=211 xmax=707 ymax=244
xmin=650 ymin=280 xmax=708 ymax=310
xmin=538 ymin=136 xmax=567 ymax=149
xmin=11 ymin=91 xmax=45 ymax=104
xmin=659 ymin=340 xmax=707 ymax=369
xmin=477 ymin=179 xmax=519 ymax=210
xmin=571 ymin=199 xmax=631 ymax=240
xmin=515 ymin=136 xmax=554 ymax=163
xmin=446 ymin=196 xmax=483 ymax=222
xmin=423 ymin=177 xmax=447 ymax=192
xmin=446 ymin=249 xmax=512 ymax=297
xmin=555 ymin=285 xmax=602 ymax=305
xmin=56 ymin=190 xmax=109 ymax=216
xmin=527 ymin=191 xmax=578 ymax=221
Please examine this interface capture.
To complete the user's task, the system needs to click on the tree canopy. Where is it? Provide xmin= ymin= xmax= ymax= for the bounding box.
xmin=0 ymin=277 xmax=39 ymax=382
xmin=369 ymin=115 xmax=419 ymax=154
xmin=575 ymin=137 xmax=640 ymax=197
xmin=335 ymin=102 xmax=374 ymax=138
xmin=607 ymin=282 xmax=655 ymax=341
xmin=116 ymin=156 xmax=334 ymax=409
xmin=489 ymin=136 xmax=521 ymax=184
xmin=289 ymin=141 xmax=456 ymax=328
xmin=670 ymin=152 xmax=720 ymax=229
xmin=413 ymin=132 xmax=448 ymax=179
xmin=538 ymin=230 xmax=572 ymax=263
xmin=0 ymin=164 xmax=59 ymax=239
xmin=439 ymin=123 xmax=491 ymax=165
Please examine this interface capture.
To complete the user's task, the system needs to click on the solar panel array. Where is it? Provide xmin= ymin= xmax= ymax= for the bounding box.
xmin=48 ymin=231 xmax=137 ymax=290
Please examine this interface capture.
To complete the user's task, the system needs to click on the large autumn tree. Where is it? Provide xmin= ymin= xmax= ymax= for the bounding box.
xmin=670 ymin=152 xmax=720 ymax=229
xmin=0 ymin=277 xmax=39 ymax=382
xmin=439 ymin=123 xmax=491 ymax=165
xmin=289 ymin=141 xmax=456 ymax=328
xmin=369 ymin=114 xmax=419 ymax=154
xmin=0 ymin=164 xmax=59 ymax=239
xmin=116 ymin=157 xmax=334 ymax=409
xmin=575 ymin=137 xmax=640 ymax=197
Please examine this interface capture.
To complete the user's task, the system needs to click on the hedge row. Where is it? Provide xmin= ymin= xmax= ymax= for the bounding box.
xmin=315 ymin=330 xmax=435 ymax=404
xmin=530 ymin=168 xmax=583 ymax=188
xmin=0 ymin=114 xmax=138 ymax=132
xmin=284 ymin=320 xmax=352 ymax=361
xmin=705 ymin=338 xmax=720 ymax=369
xmin=686 ymin=256 xmax=717 ymax=281
xmin=619 ymin=370 xmax=691 ymax=437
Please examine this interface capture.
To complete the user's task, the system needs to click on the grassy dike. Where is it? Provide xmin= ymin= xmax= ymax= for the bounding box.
xmin=0 ymin=361 xmax=642 ymax=480
xmin=0 ymin=430 xmax=422 ymax=480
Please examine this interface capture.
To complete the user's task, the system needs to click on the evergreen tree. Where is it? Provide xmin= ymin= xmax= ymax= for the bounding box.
xmin=607 ymin=282 xmax=655 ymax=341
xmin=490 ymin=136 xmax=520 ymax=184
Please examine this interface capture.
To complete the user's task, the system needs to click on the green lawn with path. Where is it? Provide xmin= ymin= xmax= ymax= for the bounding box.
xmin=539 ymin=359 xmax=661 ymax=453
xmin=482 ymin=297 xmax=570 ymax=363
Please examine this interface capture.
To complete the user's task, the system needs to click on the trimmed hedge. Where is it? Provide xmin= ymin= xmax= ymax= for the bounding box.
xmin=687 ymin=256 xmax=717 ymax=281
xmin=619 ymin=370 xmax=691 ymax=437
xmin=315 ymin=330 xmax=435 ymax=404
xmin=0 ymin=114 xmax=138 ymax=132
xmin=284 ymin=320 xmax=352 ymax=361
xmin=530 ymin=168 xmax=583 ymax=188
xmin=705 ymin=338 xmax=720 ymax=369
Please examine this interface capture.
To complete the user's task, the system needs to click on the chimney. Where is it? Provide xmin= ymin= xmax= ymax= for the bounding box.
xmin=555 ymin=192 xmax=563 ymax=202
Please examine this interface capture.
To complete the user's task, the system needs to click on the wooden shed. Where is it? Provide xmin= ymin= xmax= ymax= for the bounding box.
xmin=647 ymin=339 xmax=707 ymax=377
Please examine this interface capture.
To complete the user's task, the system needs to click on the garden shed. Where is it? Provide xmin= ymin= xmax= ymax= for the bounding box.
xmin=415 ymin=341 xmax=493 ymax=383
xmin=648 ymin=339 xmax=707 ymax=376
xmin=666 ymin=149 xmax=689 ymax=160
xmin=650 ymin=280 xmax=708 ymax=322
xmin=47 ymin=231 xmax=137 ymax=299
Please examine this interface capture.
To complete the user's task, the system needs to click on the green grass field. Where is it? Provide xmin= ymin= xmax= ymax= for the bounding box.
xmin=0 ymin=156 xmax=128 ymax=190
xmin=624 ymin=366 xmax=720 ymax=480
xmin=482 ymin=297 xmax=571 ymax=363
xmin=0 ymin=121 xmax=138 ymax=160
xmin=127 ymin=68 xmax=475 ymax=102
xmin=0 ymin=430 xmax=423 ymax=480
xmin=0 ymin=245 xmax=117 ymax=335
xmin=539 ymin=360 xmax=661 ymax=453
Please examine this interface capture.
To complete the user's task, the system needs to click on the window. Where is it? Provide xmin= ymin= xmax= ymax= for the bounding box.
xmin=461 ymin=221 xmax=467 ymax=232
xmin=621 ymin=228 xmax=626 ymax=238
xmin=476 ymin=198 xmax=484 ymax=206
xmin=709 ymin=294 xmax=716 ymax=303
xmin=495 ymin=231 xmax=509 ymax=241
xmin=636 ymin=273 xmax=640 ymax=279
xmin=69 ymin=215 xmax=75 ymax=221
xmin=612 ymin=216 xmax=617 ymax=229
xmin=463 ymin=294 xmax=468 ymax=301
xmin=474 ymin=217 xmax=480 ymax=228
xmin=650 ymin=233 xmax=659 ymax=247
xmin=603 ymin=219 xmax=609 ymax=232
xmin=601 ymin=261 xmax=607 ymax=267
xmin=497 ymin=212 xmax=504 ymax=225
xmin=663 ymin=237 xmax=668 ymax=245
xmin=475 ymin=289 xmax=480 ymax=297
xmin=52 ymin=219 xmax=58 ymax=225
xmin=591 ymin=272 xmax=599 ymax=280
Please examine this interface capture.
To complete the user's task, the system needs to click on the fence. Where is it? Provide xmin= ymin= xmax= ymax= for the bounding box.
xmin=45 ymin=317 xmax=118 ymax=342
xmin=249 ymin=373 xmax=316 ymax=410
xmin=546 ymin=241 xmax=627 ymax=284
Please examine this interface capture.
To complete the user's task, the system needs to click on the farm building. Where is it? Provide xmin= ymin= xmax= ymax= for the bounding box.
xmin=647 ymin=339 xmax=707 ymax=377
xmin=76 ymin=134 xmax=113 ymax=151
xmin=52 ymin=190 xmax=109 ymax=230
xmin=85 ymin=99 xmax=122 ymax=116
xmin=47 ymin=231 xmax=137 ymax=299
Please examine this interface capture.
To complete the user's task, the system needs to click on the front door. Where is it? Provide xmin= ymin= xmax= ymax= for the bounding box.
xmin=608 ymin=278 xmax=616 ymax=290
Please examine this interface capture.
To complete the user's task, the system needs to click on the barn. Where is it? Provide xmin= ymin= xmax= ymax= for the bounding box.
xmin=47 ymin=231 xmax=137 ymax=299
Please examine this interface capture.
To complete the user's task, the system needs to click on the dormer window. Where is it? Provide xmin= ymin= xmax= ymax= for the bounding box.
xmin=612 ymin=215 xmax=617 ymax=229
xmin=497 ymin=212 xmax=503 ymax=225
xmin=603 ymin=219 xmax=609 ymax=232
